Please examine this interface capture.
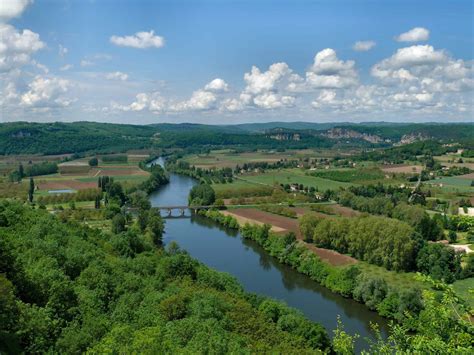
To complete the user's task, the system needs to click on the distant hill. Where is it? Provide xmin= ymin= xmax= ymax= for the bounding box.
xmin=0 ymin=121 xmax=158 ymax=155
xmin=0 ymin=121 xmax=472 ymax=155
xmin=229 ymin=121 xmax=341 ymax=132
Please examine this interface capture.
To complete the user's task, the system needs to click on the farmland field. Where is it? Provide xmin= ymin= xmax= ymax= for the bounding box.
xmin=183 ymin=149 xmax=322 ymax=168
xmin=240 ymin=168 xmax=354 ymax=190
xmin=309 ymin=167 xmax=386 ymax=183
xmin=381 ymin=164 xmax=423 ymax=174
xmin=212 ymin=179 xmax=273 ymax=198
xmin=427 ymin=176 xmax=474 ymax=193
xmin=459 ymin=173 xmax=474 ymax=180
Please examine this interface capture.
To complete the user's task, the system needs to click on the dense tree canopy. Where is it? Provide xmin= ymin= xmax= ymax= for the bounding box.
xmin=0 ymin=202 xmax=330 ymax=353
xmin=311 ymin=215 xmax=416 ymax=271
xmin=189 ymin=184 xmax=216 ymax=206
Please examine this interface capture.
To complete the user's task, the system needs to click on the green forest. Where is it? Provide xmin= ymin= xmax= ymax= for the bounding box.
xmin=0 ymin=201 xmax=331 ymax=353
xmin=1 ymin=121 xmax=472 ymax=155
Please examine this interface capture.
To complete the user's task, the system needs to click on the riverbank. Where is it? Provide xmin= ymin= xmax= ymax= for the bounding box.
xmin=199 ymin=208 xmax=426 ymax=324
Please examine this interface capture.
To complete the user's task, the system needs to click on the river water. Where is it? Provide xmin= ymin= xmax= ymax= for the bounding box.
xmin=149 ymin=158 xmax=388 ymax=350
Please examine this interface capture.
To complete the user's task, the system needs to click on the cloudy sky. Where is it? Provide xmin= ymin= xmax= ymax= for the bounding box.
xmin=0 ymin=0 xmax=472 ymax=124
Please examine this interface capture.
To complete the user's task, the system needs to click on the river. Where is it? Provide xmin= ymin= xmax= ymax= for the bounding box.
xmin=149 ymin=158 xmax=388 ymax=351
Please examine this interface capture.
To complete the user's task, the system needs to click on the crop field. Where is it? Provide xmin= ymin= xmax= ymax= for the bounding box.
xmin=427 ymin=176 xmax=474 ymax=193
xmin=36 ymin=179 xmax=97 ymax=191
xmin=240 ymin=168 xmax=354 ymax=190
xmin=183 ymin=149 xmax=320 ymax=168
xmin=291 ymin=203 xmax=360 ymax=218
xmin=459 ymin=173 xmax=474 ymax=180
xmin=224 ymin=208 xmax=300 ymax=233
xmin=309 ymin=167 xmax=389 ymax=184
xmin=434 ymin=154 xmax=474 ymax=169
xmin=0 ymin=153 xmax=71 ymax=165
xmin=304 ymin=244 xmax=357 ymax=266
xmin=435 ymin=153 xmax=474 ymax=163
xmin=381 ymin=164 xmax=423 ymax=174
xmin=212 ymin=180 xmax=273 ymax=198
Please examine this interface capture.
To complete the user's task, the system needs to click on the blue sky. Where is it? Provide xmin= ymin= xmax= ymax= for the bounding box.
xmin=1 ymin=0 xmax=472 ymax=124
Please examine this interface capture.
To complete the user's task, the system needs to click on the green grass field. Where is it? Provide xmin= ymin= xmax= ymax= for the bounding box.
xmin=183 ymin=149 xmax=320 ymax=168
xmin=356 ymin=262 xmax=428 ymax=292
xmin=77 ymin=175 xmax=148 ymax=183
xmin=212 ymin=179 xmax=256 ymax=191
xmin=453 ymin=278 xmax=474 ymax=310
xmin=46 ymin=200 xmax=95 ymax=209
xmin=310 ymin=167 xmax=385 ymax=183
xmin=240 ymin=169 xmax=354 ymax=190
xmin=427 ymin=176 xmax=474 ymax=193
xmin=212 ymin=179 xmax=274 ymax=198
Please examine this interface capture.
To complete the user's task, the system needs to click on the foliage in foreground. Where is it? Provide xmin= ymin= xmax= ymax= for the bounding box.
xmin=0 ymin=201 xmax=329 ymax=353
xmin=334 ymin=277 xmax=474 ymax=354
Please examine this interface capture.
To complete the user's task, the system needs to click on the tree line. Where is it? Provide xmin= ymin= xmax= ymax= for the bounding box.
xmin=9 ymin=162 xmax=58 ymax=182
xmin=299 ymin=213 xmax=473 ymax=282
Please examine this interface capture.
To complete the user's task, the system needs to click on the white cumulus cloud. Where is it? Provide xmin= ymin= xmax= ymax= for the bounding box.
xmin=221 ymin=62 xmax=296 ymax=110
xmin=169 ymin=90 xmax=217 ymax=112
xmin=396 ymin=27 xmax=430 ymax=42
xmin=0 ymin=0 xmax=32 ymax=21
xmin=243 ymin=62 xmax=291 ymax=95
xmin=112 ymin=92 xmax=166 ymax=113
xmin=0 ymin=23 xmax=45 ymax=72
xmin=110 ymin=30 xmax=164 ymax=49
xmin=305 ymin=48 xmax=358 ymax=89
xmin=204 ymin=78 xmax=229 ymax=92
xmin=20 ymin=75 xmax=72 ymax=108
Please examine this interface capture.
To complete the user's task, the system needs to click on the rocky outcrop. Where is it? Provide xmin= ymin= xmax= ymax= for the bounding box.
xmin=322 ymin=128 xmax=383 ymax=143
xmin=395 ymin=132 xmax=430 ymax=146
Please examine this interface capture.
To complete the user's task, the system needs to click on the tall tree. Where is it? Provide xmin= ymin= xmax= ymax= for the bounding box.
xmin=28 ymin=178 xmax=35 ymax=203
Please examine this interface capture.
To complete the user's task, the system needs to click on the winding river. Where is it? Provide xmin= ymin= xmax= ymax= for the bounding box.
xmin=149 ymin=158 xmax=388 ymax=351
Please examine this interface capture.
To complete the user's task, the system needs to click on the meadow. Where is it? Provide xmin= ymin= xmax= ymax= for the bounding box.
xmin=427 ymin=176 xmax=474 ymax=193
xmin=240 ymin=168 xmax=354 ymax=190
xmin=309 ymin=167 xmax=386 ymax=184
xmin=183 ymin=149 xmax=324 ymax=168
